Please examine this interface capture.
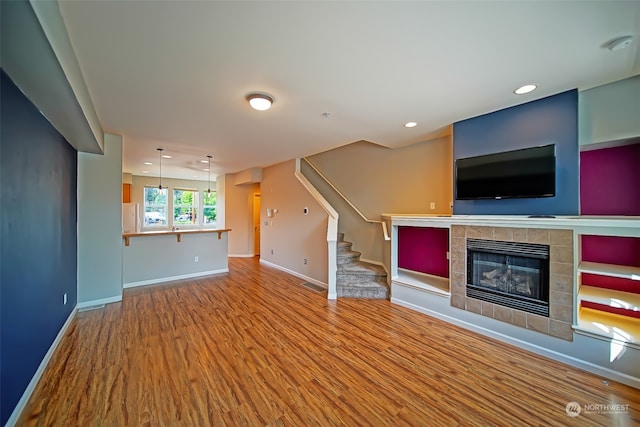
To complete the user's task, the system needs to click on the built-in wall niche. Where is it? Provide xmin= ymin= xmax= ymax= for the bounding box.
xmin=576 ymin=141 xmax=640 ymax=340
xmin=580 ymin=141 xmax=640 ymax=216
xmin=397 ymin=226 xmax=450 ymax=294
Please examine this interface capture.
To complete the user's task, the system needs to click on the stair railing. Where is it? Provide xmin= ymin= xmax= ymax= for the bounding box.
xmin=301 ymin=157 xmax=390 ymax=241
xmin=294 ymin=159 xmax=338 ymax=300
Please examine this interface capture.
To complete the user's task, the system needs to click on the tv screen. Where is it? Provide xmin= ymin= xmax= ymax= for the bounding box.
xmin=455 ymin=144 xmax=556 ymax=200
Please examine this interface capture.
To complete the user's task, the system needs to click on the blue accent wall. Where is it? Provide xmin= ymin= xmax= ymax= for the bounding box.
xmin=1 ymin=69 xmax=77 ymax=424
xmin=453 ymin=90 xmax=579 ymax=215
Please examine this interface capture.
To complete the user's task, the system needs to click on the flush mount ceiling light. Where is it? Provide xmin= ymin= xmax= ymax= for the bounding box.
xmin=246 ymin=93 xmax=274 ymax=111
xmin=604 ymin=35 xmax=634 ymax=51
xmin=404 ymin=121 xmax=418 ymax=128
xmin=514 ymin=84 xmax=537 ymax=95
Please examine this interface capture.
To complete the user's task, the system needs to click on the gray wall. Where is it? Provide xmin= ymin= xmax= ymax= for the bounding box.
xmin=77 ymin=133 xmax=123 ymax=306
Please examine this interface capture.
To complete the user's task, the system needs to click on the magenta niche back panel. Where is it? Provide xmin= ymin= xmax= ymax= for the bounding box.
xmin=398 ymin=226 xmax=450 ymax=278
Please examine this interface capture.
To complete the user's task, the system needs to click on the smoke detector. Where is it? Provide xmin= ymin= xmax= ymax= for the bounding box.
xmin=604 ymin=35 xmax=634 ymax=52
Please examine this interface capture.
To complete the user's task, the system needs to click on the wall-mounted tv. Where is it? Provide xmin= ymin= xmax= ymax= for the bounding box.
xmin=455 ymin=144 xmax=556 ymax=200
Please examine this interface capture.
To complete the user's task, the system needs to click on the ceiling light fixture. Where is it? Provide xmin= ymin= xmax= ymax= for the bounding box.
xmin=144 ymin=161 xmax=153 ymax=165
xmin=604 ymin=35 xmax=634 ymax=51
xmin=514 ymin=84 xmax=537 ymax=95
xmin=404 ymin=121 xmax=417 ymax=128
xmin=206 ymin=155 xmax=213 ymax=194
xmin=246 ymin=93 xmax=274 ymax=111
xmin=157 ymin=148 xmax=164 ymax=189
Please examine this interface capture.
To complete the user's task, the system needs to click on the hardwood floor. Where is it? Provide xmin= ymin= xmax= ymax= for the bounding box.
xmin=19 ymin=257 xmax=639 ymax=426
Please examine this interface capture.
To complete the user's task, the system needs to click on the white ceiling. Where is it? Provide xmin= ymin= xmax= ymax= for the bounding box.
xmin=58 ymin=1 xmax=640 ymax=181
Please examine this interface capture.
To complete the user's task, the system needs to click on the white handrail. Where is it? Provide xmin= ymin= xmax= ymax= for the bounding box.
xmin=302 ymin=157 xmax=390 ymax=241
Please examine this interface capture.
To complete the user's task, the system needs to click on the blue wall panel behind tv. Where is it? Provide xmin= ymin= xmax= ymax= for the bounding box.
xmin=0 ymin=70 xmax=77 ymax=424
xmin=453 ymin=90 xmax=579 ymax=215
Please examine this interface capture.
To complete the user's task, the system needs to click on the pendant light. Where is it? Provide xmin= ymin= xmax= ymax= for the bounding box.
xmin=207 ymin=155 xmax=212 ymax=194
xmin=157 ymin=148 xmax=164 ymax=189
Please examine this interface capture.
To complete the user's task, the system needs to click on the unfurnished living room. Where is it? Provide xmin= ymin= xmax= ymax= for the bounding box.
xmin=1 ymin=1 xmax=639 ymax=426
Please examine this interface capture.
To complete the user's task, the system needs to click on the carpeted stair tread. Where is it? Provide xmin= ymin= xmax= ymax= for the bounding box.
xmin=337 ymin=281 xmax=389 ymax=299
xmin=338 ymin=260 xmax=386 ymax=275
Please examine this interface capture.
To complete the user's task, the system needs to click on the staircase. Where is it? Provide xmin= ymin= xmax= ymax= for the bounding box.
xmin=337 ymin=233 xmax=389 ymax=299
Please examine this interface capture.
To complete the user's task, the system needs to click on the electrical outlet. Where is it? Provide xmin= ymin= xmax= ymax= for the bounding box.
xmin=194 ymin=256 xmax=199 ymax=262
xmin=304 ymin=258 xmax=308 ymax=265
xmin=430 ymin=202 xmax=436 ymax=210
xmin=63 ymin=293 xmax=67 ymax=305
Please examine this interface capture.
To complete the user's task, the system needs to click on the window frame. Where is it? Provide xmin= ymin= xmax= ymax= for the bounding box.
xmin=142 ymin=186 xmax=169 ymax=229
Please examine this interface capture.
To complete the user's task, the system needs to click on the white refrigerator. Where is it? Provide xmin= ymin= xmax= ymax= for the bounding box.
xmin=122 ymin=203 xmax=141 ymax=233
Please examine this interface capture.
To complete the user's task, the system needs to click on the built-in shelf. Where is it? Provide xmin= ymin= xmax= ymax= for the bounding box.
xmin=393 ymin=268 xmax=450 ymax=296
xmin=575 ymin=307 xmax=640 ymax=350
xmin=579 ymin=285 xmax=640 ymax=312
xmin=578 ymin=261 xmax=640 ymax=280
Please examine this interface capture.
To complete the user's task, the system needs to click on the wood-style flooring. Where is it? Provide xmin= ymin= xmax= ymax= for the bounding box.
xmin=18 ymin=257 xmax=640 ymax=426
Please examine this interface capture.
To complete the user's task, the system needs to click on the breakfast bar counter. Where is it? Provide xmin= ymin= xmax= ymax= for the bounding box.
xmin=122 ymin=228 xmax=231 ymax=288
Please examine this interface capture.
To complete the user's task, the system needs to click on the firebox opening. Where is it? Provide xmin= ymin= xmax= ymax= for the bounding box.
xmin=466 ymin=239 xmax=550 ymax=317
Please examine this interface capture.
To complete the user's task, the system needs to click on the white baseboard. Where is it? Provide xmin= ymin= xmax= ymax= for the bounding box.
xmin=123 ymin=268 xmax=229 ymax=288
xmin=259 ymin=259 xmax=328 ymax=289
xmin=228 ymin=253 xmax=256 ymax=258
xmin=391 ymin=296 xmax=640 ymax=390
xmin=76 ymin=294 xmax=122 ymax=309
xmin=5 ymin=307 xmax=77 ymax=427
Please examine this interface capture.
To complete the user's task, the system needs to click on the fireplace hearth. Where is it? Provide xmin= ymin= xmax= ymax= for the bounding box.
xmin=466 ymin=239 xmax=550 ymax=317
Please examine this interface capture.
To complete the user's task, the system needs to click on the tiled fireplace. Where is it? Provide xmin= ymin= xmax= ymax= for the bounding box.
xmin=450 ymin=225 xmax=574 ymax=341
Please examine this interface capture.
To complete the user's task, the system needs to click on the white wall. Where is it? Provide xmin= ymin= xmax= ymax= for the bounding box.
xmin=579 ymin=75 xmax=640 ymax=147
xmin=77 ymin=133 xmax=123 ymax=306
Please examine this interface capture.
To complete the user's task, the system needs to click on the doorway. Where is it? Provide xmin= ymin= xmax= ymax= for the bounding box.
xmin=253 ymin=193 xmax=261 ymax=256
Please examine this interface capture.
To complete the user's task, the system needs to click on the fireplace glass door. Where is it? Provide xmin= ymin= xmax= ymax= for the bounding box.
xmin=466 ymin=239 xmax=549 ymax=316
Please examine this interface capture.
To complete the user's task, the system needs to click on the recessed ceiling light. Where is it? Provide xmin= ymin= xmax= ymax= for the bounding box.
xmin=200 ymin=159 xmax=209 ymax=163
xmin=144 ymin=162 xmax=153 ymax=165
xmin=246 ymin=93 xmax=274 ymax=111
xmin=514 ymin=84 xmax=537 ymax=95
xmin=203 ymin=168 xmax=210 ymax=172
xmin=162 ymin=154 xmax=172 ymax=159
xmin=142 ymin=170 xmax=149 ymax=173
xmin=404 ymin=121 xmax=418 ymax=128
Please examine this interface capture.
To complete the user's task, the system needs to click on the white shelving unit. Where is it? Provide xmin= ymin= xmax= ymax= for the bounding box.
xmin=387 ymin=215 xmax=640 ymax=345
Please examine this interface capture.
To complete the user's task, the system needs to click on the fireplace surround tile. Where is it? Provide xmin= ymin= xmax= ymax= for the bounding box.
xmin=493 ymin=227 xmax=514 ymax=241
xmin=526 ymin=313 xmax=550 ymax=334
xmin=451 ymin=225 xmax=574 ymax=341
xmin=527 ymin=228 xmax=550 ymax=244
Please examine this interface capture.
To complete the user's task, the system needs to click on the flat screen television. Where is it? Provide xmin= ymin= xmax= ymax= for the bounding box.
xmin=455 ymin=144 xmax=556 ymax=200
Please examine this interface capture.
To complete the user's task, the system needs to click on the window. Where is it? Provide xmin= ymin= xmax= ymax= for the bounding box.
xmin=203 ymin=191 xmax=217 ymax=225
xmin=173 ymin=189 xmax=198 ymax=225
xmin=144 ymin=187 xmax=167 ymax=226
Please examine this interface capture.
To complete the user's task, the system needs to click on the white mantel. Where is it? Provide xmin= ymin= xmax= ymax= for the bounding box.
xmin=385 ymin=214 xmax=640 ymax=236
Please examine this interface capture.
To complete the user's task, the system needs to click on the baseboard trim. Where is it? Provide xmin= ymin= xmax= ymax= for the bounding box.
xmin=5 ymin=307 xmax=77 ymax=427
xmin=123 ymin=268 xmax=229 ymax=288
xmin=391 ymin=297 xmax=640 ymax=389
xmin=259 ymin=259 xmax=328 ymax=289
xmin=228 ymin=253 xmax=256 ymax=258
xmin=76 ymin=294 xmax=122 ymax=309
